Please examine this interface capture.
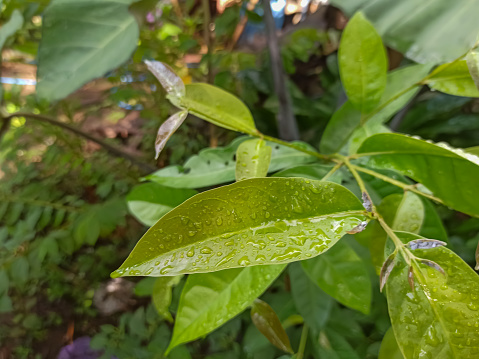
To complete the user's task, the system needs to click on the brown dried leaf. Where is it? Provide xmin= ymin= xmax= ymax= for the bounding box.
xmin=408 ymin=239 xmax=447 ymax=250
xmin=407 ymin=265 xmax=415 ymax=291
xmin=155 ymin=111 xmax=188 ymax=159
xmin=380 ymin=252 xmax=397 ymax=292
xmin=420 ymin=259 xmax=446 ymax=276
xmin=145 ymin=60 xmax=185 ymax=99
xmin=362 ymin=191 xmax=373 ymax=212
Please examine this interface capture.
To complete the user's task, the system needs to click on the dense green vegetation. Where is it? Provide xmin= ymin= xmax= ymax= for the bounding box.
xmin=1 ymin=1 xmax=479 ymax=358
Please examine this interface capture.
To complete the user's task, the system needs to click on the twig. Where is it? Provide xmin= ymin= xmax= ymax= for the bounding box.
xmin=2 ymin=112 xmax=156 ymax=173
xmin=296 ymin=325 xmax=309 ymax=359
xmin=262 ymin=0 xmax=299 ymax=141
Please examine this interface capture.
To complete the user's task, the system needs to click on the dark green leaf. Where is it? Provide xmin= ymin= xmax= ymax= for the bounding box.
xmin=338 ymin=12 xmax=387 ymax=113
xmin=301 ymin=240 xmax=371 ymax=314
xmin=37 ymin=0 xmax=139 ymax=101
xmin=166 ymin=264 xmax=285 ymax=352
xmin=112 ymin=178 xmax=366 ymax=277
xmin=378 ymin=328 xmax=404 ymax=359
xmin=250 ymin=299 xmax=293 ymax=354
xmin=425 ymin=60 xmax=479 ymax=97
xmin=289 ymin=263 xmax=332 ymax=333
xmin=181 ymin=83 xmax=257 ymax=134
xmin=358 ymin=133 xmax=479 ymax=216
xmin=0 ymin=270 xmax=9 ymax=295
xmin=386 ymin=232 xmax=479 ymax=358
xmin=330 ymin=0 xmax=479 ymax=64
xmin=147 ymin=137 xmax=317 ymax=188
xmin=0 ymin=294 xmax=12 ymax=313
xmin=315 ymin=329 xmax=361 ymax=359
xmin=127 ymin=182 xmax=197 ymax=226
xmin=236 ymin=139 xmax=272 ymax=181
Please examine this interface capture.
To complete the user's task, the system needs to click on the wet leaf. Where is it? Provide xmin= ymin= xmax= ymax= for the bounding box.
xmin=408 ymin=239 xmax=447 ymax=250
xmin=466 ymin=52 xmax=479 ymax=91
xmin=166 ymin=264 xmax=285 ymax=352
xmin=154 ymin=111 xmax=188 ymax=159
xmin=338 ymin=12 xmax=387 ymax=113
xmin=152 ymin=275 xmax=183 ymax=322
xmin=358 ymin=133 xmax=479 ymax=216
xmin=301 ymin=240 xmax=372 ymax=314
xmin=147 ymin=137 xmax=317 ymax=189
xmin=181 ymin=83 xmax=257 ymax=134
xmin=419 ymin=259 xmax=446 ymax=276
xmin=289 ymin=263 xmax=332 ymax=333
xmin=379 ymin=327 xmax=404 ymax=359
xmin=476 ymin=240 xmax=479 ymax=270
xmin=346 ymin=221 xmax=368 ymax=234
xmin=235 ymin=139 xmax=272 ymax=181
xmin=250 ymin=299 xmax=293 ymax=354
xmin=321 ymin=64 xmax=432 ymax=154
xmin=407 ymin=265 xmax=414 ymax=291
xmin=112 ymin=178 xmax=366 ymax=277
xmin=425 ymin=60 xmax=479 ymax=97
xmin=145 ymin=60 xmax=185 ymax=101
xmin=386 ymin=232 xmax=479 ymax=358
xmin=379 ymin=252 xmax=397 ymax=292
xmin=126 ymin=183 xmax=197 ymax=226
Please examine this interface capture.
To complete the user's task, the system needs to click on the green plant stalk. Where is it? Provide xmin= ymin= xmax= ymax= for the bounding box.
xmin=322 ymin=162 xmax=343 ymax=181
xmin=260 ymin=134 xmax=335 ymax=162
xmin=296 ymin=324 xmax=309 ymax=359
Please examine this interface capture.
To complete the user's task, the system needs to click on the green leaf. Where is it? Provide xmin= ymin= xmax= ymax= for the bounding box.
xmin=358 ymin=133 xmax=479 ymax=216
xmin=273 ymin=164 xmax=343 ymax=183
xmin=379 ymin=328 xmax=404 ymax=359
xmin=112 ymin=178 xmax=366 ymax=277
xmin=154 ymin=111 xmax=188 ymax=159
xmin=338 ymin=12 xmax=387 ymax=113
xmin=391 ymin=192 xmax=424 ymax=233
xmin=330 ymin=0 xmax=479 ymax=64
xmin=0 ymin=270 xmax=9 ymax=295
xmin=0 ymin=294 xmax=12 ymax=313
xmin=127 ymin=182 xmax=197 ymax=226
xmin=289 ymin=263 xmax=332 ymax=333
xmin=301 ymin=240 xmax=371 ymax=314
xmin=147 ymin=137 xmax=317 ymax=189
xmin=37 ymin=0 xmax=139 ymax=101
xmin=180 ymin=83 xmax=257 ymax=134
xmin=250 ymin=299 xmax=293 ymax=354
xmin=466 ymin=52 xmax=479 ymax=91
xmin=321 ymin=64 xmax=432 ymax=154
xmin=236 ymin=139 xmax=272 ymax=181
xmin=152 ymin=275 xmax=183 ymax=322
xmin=0 ymin=11 xmax=23 ymax=100
xmin=425 ymin=60 xmax=479 ymax=97
xmin=133 ymin=277 xmax=156 ymax=296
xmin=386 ymin=232 xmax=479 ymax=358
xmin=166 ymin=264 xmax=285 ymax=352
xmin=315 ymin=329 xmax=361 ymax=359
xmin=10 ymin=257 xmax=29 ymax=286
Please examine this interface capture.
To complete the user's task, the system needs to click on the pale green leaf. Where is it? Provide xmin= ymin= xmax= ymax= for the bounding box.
xmin=426 ymin=60 xmax=479 ymax=97
xmin=289 ymin=263 xmax=332 ymax=333
xmin=379 ymin=328 xmax=404 ymax=359
xmin=330 ymin=0 xmax=479 ymax=64
xmin=236 ymin=139 xmax=272 ymax=181
xmin=466 ymin=52 xmax=479 ymax=91
xmin=386 ymin=232 xmax=479 ymax=358
xmin=152 ymin=275 xmax=183 ymax=322
xmin=181 ymin=83 xmax=257 ymax=134
xmin=338 ymin=12 xmax=387 ymax=113
xmin=0 ymin=10 xmax=23 ymax=50
xmin=166 ymin=264 xmax=285 ymax=352
xmin=127 ymin=182 xmax=197 ymax=227
xmin=301 ymin=240 xmax=371 ymax=314
xmin=112 ymin=178 xmax=366 ymax=277
xmin=321 ymin=64 xmax=432 ymax=154
xmin=37 ymin=0 xmax=139 ymax=101
xmin=250 ymin=299 xmax=293 ymax=354
xmin=358 ymin=133 xmax=479 ymax=216
xmin=147 ymin=137 xmax=317 ymax=189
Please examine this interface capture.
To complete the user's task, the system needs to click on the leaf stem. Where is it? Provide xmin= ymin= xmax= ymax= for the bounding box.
xmin=350 ymin=164 xmax=445 ymax=205
xmin=322 ymin=162 xmax=343 ymax=181
xmin=296 ymin=324 xmax=309 ymax=359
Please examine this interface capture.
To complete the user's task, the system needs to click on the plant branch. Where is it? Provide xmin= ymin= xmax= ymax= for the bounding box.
xmin=322 ymin=161 xmax=343 ymax=181
xmin=296 ymin=324 xmax=309 ymax=359
xmin=2 ymin=112 xmax=156 ymax=173
xmin=351 ymin=164 xmax=445 ymax=205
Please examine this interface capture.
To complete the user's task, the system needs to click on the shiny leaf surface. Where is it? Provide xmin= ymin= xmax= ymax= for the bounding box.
xmin=181 ymin=83 xmax=257 ymax=134
xmin=386 ymin=232 xmax=479 ymax=359
xmin=358 ymin=133 xmax=479 ymax=216
xmin=37 ymin=0 xmax=139 ymax=101
xmin=425 ymin=60 xmax=479 ymax=97
xmin=145 ymin=60 xmax=185 ymax=101
xmin=113 ymin=178 xmax=366 ymax=277
xmin=250 ymin=299 xmax=293 ymax=353
xmin=466 ymin=52 xmax=479 ymax=91
xmin=167 ymin=264 xmax=285 ymax=352
xmin=126 ymin=183 xmax=197 ymax=227
xmin=338 ymin=12 xmax=387 ymax=113
xmin=321 ymin=64 xmax=431 ymax=154
xmin=147 ymin=137 xmax=317 ymax=188
xmin=154 ymin=111 xmax=188 ymax=159
xmin=236 ymin=139 xmax=272 ymax=181
xmin=301 ymin=240 xmax=371 ymax=314
xmin=152 ymin=275 xmax=183 ymax=322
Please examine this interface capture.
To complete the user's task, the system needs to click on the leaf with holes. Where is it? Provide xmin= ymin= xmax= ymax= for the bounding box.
xmin=112 ymin=178 xmax=366 ymax=277
xmin=358 ymin=133 xmax=479 ymax=216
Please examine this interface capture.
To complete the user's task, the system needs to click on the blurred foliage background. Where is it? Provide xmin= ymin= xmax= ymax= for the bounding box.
xmin=1 ymin=0 xmax=479 ymax=358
